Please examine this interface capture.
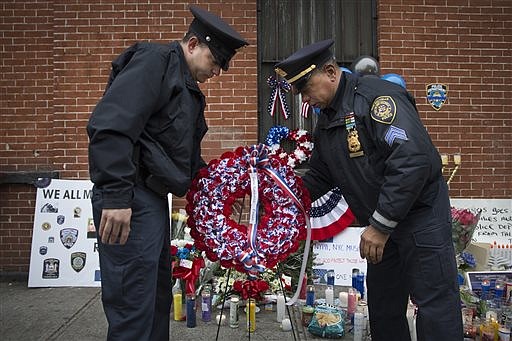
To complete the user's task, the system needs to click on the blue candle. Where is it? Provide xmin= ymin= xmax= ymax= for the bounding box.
xmin=186 ymin=294 xmax=196 ymax=328
xmin=356 ymin=272 xmax=365 ymax=299
xmin=327 ymin=270 xmax=335 ymax=286
xmin=306 ymin=285 xmax=315 ymax=306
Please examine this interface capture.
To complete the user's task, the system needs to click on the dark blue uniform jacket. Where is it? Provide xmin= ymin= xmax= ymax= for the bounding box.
xmin=303 ymin=72 xmax=445 ymax=233
xmin=87 ymin=41 xmax=207 ymax=208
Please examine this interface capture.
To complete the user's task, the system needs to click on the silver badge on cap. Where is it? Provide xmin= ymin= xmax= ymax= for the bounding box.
xmin=205 ymin=35 xmax=211 ymax=42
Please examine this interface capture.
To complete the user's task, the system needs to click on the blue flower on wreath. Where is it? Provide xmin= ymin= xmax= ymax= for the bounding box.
xmin=177 ymin=247 xmax=191 ymax=260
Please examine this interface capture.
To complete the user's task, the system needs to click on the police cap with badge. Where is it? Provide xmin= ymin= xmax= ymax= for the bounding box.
xmin=274 ymin=39 xmax=335 ymax=92
xmin=189 ymin=5 xmax=248 ymax=71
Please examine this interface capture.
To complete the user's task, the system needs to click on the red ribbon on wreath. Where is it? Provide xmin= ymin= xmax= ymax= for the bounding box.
xmin=172 ymin=257 xmax=205 ymax=295
xmin=233 ymin=279 xmax=270 ymax=300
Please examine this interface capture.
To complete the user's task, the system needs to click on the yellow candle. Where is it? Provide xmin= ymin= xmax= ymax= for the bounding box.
xmin=246 ymin=299 xmax=256 ymax=332
xmin=173 ymin=293 xmax=183 ymax=321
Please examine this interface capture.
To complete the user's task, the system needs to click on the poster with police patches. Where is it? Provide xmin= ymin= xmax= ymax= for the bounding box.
xmin=28 ymin=179 xmax=101 ymax=287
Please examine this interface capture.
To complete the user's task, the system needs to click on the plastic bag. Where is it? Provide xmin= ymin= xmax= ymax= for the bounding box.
xmin=307 ymin=304 xmax=345 ymax=339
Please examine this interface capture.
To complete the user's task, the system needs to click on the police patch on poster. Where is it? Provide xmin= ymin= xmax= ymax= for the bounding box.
xmin=312 ymin=227 xmax=367 ymax=286
xmin=28 ymin=179 xmax=101 ymax=287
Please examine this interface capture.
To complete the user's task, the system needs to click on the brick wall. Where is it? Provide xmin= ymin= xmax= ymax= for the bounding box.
xmin=1 ymin=0 xmax=510 ymax=274
xmin=377 ymin=0 xmax=512 ymax=197
xmin=0 ymin=0 xmax=257 ymax=273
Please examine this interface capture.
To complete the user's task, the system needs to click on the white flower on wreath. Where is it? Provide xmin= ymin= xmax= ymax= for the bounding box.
xmin=171 ymin=239 xmax=191 ymax=248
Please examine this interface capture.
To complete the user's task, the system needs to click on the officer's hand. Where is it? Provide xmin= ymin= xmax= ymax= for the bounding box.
xmin=99 ymin=208 xmax=132 ymax=245
xmin=359 ymin=225 xmax=390 ymax=264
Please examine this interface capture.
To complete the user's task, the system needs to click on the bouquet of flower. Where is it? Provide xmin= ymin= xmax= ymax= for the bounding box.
xmin=213 ymin=268 xmax=285 ymax=306
xmin=170 ymin=239 xmax=205 ymax=295
xmin=451 ymin=207 xmax=481 ymax=255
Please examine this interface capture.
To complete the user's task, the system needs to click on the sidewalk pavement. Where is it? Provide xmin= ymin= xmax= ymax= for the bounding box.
xmin=0 ymin=276 xmax=353 ymax=341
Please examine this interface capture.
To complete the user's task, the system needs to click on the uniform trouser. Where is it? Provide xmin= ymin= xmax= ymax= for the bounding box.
xmin=92 ymin=185 xmax=171 ymax=341
xmin=366 ymin=181 xmax=463 ymax=341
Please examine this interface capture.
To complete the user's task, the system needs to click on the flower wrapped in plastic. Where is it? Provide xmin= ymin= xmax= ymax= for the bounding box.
xmin=451 ymin=207 xmax=481 ymax=255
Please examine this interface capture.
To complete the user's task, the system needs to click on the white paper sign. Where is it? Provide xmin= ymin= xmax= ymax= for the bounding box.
xmin=312 ymin=227 xmax=367 ymax=286
xmin=450 ymin=198 xmax=512 ymax=246
xmin=28 ymin=179 xmax=101 ymax=287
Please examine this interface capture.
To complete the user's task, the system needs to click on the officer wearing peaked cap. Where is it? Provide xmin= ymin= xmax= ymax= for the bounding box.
xmin=276 ymin=40 xmax=463 ymax=340
xmin=87 ymin=5 xmax=248 ymax=341
xmin=275 ymin=39 xmax=334 ymax=93
xmin=189 ymin=5 xmax=248 ymax=71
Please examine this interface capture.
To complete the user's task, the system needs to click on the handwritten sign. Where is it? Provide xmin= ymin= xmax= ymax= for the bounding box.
xmin=313 ymin=227 xmax=367 ymax=286
xmin=450 ymin=198 xmax=512 ymax=245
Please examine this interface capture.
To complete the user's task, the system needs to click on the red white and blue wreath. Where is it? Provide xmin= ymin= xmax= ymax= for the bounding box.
xmin=185 ymin=144 xmax=311 ymax=278
xmin=265 ymin=125 xmax=314 ymax=168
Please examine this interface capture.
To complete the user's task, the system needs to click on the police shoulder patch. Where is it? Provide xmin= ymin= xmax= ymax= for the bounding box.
xmin=371 ymin=96 xmax=396 ymax=124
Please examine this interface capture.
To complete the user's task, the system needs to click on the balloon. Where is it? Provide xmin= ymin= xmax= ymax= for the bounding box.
xmin=381 ymin=73 xmax=407 ymax=89
xmin=350 ymin=55 xmax=380 ymax=76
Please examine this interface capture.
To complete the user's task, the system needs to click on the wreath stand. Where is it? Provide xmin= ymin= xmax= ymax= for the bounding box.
xmin=214 ymin=203 xmax=300 ymax=341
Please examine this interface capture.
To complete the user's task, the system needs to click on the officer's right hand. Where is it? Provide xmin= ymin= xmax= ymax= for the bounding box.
xmin=99 ymin=208 xmax=132 ymax=245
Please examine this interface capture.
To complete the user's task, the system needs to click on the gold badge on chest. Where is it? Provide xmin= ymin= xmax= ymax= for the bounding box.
xmin=345 ymin=113 xmax=364 ymax=158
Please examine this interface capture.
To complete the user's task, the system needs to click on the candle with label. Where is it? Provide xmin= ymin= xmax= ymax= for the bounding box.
xmin=201 ymin=284 xmax=212 ymax=322
xmin=246 ymin=298 xmax=256 ymax=332
xmin=325 ymin=285 xmax=334 ymax=305
xmin=306 ymin=285 xmax=315 ymax=306
xmin=186 ymin=294 xmax=196 ymax=328
xmin=229 ymin=296 xmax=239 ymax=328
xmin=172 ymin=281 xmax=183 ymax=321
xmin=276 ymin=291 xmax=286 ymax=322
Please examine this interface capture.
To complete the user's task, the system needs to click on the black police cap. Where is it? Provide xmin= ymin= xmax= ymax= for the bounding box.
xmin=275 ymin=39 xmax=335 ymax=92
xmin=189 ymin=5 xmax=249 ymax=71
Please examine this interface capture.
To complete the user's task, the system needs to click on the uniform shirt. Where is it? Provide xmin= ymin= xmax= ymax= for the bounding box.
xmin=303 ymin=72 xmax=444 ymax=233
xmin=87 ymin=41 xmax=207 ymax=208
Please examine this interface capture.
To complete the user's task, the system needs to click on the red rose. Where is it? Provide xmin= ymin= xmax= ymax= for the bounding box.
xmin=170 ymin=245 xmax=178 ymax=256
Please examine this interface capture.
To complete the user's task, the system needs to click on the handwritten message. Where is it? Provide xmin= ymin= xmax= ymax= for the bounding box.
xmin=451 ymin=198 xmax=512 ymax=245
xmin=313 ymin=227 xmax=367 ymax=286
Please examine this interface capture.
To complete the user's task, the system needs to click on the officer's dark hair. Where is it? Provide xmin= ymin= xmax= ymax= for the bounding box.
xmin=182 ymin=31 xmax=203 ymax=44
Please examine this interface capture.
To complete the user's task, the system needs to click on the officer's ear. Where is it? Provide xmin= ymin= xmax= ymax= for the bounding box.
xmin=322 ymin=63 xmax=338 ymax=81
xmin=186 ymin=35 xmax=201 ymax=53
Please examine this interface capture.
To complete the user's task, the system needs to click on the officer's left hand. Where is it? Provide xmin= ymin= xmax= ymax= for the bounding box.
xmin=359 ymin=225 xmax=390 ymax=264
xmin=99 ymin=208 xmax=132 ymax=245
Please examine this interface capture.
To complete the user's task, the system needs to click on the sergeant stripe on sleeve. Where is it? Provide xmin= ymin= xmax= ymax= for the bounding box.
xmin=384 ymin=125 xmax=409 ymax=147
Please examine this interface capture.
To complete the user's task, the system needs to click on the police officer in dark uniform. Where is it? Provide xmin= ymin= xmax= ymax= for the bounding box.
xmin=87 ymin=5 xmax=248 ymax=341
xmin=275 ymin=40 xmax=463 ymax=340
